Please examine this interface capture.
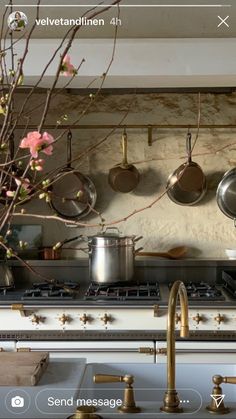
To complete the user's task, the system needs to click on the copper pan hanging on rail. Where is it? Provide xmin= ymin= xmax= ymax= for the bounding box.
xmin=166 ymin=131 xmax=207 ymax=206
xmin=108 ymin=129 xmax=140 ymax=193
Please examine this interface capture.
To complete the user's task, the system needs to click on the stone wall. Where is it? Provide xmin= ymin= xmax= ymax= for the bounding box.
xmin=12 ymin=92 xmax=236 ymax=258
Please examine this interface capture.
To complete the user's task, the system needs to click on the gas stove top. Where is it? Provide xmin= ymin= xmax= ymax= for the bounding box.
xmin=0 ymin=281 xmax=79 ymax=300
xmin=84 ymin=281 xmax=161 ymax=301
xmin=0 ymin=278 xmax=234 ymax=306
xmin=182 ymin=282 xmax=225 ymax=301
xmin=83 ymin=281 xmax=226 ymax=302
xmin=222 ymin=271 xmax=236 ymax=299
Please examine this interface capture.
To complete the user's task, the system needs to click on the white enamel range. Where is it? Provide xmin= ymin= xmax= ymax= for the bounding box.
xmin=0 ymin=259 xmax=236 ymax=364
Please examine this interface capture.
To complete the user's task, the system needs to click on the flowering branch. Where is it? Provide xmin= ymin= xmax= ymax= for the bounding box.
xmin=0 ymin=0 xmax=124 ymax=267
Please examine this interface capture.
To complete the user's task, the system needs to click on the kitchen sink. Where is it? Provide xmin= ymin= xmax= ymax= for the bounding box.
xmin=77 ymin=363 xmax=236 ymax=418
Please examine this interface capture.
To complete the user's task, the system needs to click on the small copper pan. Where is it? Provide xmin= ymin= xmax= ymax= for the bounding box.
xmin=167 ymin=131 xmax=207 ymax=206
xmin=108 ymin=130 xmax=140 ymax=193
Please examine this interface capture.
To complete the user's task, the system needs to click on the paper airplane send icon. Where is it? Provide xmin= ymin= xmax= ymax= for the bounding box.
xmin=211 ymin=394 xmax=225 ymax=408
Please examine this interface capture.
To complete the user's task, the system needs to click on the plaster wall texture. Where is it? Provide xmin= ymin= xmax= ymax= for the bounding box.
xmin=13 ymin=92 xmax=236 ymax=258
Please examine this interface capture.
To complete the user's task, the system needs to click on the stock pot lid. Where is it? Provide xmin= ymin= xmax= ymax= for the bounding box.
xmin=88 ymin=227 xmax=135 ymax=240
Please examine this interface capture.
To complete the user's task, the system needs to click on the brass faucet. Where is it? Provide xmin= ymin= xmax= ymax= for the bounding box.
xmin=94 ymin=374 xmax=141 ymax=413
xmin=160 ymin=280 xmax=189 ymax=414
xmin=67 ymin=406 xmax=103 ymax=419
xmin=206 ymin=374 xmax=236 ymax=414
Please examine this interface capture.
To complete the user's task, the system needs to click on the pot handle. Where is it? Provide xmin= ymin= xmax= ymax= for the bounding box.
xmin=186 ymin=130 xmax=192 ymax=163
xmin=79 ymin=247 xmax=90 ymax=255
xmin=67 ymin=130 xmax=72 ymax=169
xmin=101 ymin=227 xmax=121 ymax=236
xmin=122 ymin=130 xmax=128 ymax=166
xmin=62 ymin=234 xmax=86 ymax=246
xmin=54 ymin=234 xmax=87 ymax=250
xmin=133 ymin=235 xmax=143 ymax=243
xmin=134 ymin=247 xmax=143 ymax=255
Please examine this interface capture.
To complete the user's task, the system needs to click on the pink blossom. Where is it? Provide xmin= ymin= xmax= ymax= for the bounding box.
xmin=15 ymin=178 xmax=31 ymax=192
xmin=6 ymin=190 xmax=15 ymax=197
xmin=30 ymin=158 xmax=45 ymax=171
xmin=6 ymin=178 xmax=31 ymax=199
xmin=60 ymin=54 xmax=77 ymax=76
xmin=19 ymin=131 xmax=55 ymax=158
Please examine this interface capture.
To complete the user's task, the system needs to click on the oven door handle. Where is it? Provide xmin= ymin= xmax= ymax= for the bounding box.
xmin=17 ymin=347 xmax=145 ymax=353
xmin=157 ymin=348 xmax=236 ymax=355
xmin=140 ymin=347 xmax=236 ymax=355
xmin=18 ymin=347 xmax=236 ymax=354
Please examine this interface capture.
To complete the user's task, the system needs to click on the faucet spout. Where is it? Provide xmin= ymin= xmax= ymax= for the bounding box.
xmin=160 ymin=280 xmax=189 ymax=414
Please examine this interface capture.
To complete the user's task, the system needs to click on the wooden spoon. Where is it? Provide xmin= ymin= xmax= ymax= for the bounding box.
xmin=137 ymin=246 xmax=188 ymax=260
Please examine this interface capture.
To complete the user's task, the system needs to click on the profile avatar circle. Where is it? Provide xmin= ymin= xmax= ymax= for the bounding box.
xmin=8 ymin=11 xmax=28 ymax=31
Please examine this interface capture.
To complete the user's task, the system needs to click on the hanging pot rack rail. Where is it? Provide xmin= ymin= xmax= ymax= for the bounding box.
xmin=12 ymin=124 xmax=236 ymax=129
xmin=7 ymin=124 xmax=236 ymax=147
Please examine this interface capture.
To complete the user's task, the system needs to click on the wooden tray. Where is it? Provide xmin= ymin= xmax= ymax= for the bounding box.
xmin=0 ymin=351 xmax=49 ymax=386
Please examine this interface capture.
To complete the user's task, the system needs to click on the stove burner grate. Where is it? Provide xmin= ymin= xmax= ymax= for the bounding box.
xmin=0 ymin=288 xmax=8 ymax=296
xmin=222 ymin=271 xmax=236 ymax=299
xmin=169 ymin=281 xmax=225 ymax=301
xmin=22 ymin=281 xmax=79 ymax=300
xmin=84 ymin=281 xmax=161 ymax=301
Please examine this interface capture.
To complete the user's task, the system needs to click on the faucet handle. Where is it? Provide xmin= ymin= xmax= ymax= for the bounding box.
xmin=213 ymin=375 xmax=236 ymax=385
xmin=94 ymin=374 xmax=126 ymax=384
xmin=206 ymin=374 xmax=236 ymax=414
xmin=223 ymin=377 xmax=236 ymax=384
xmin=94 ymin=373 xmax=141 ymax=414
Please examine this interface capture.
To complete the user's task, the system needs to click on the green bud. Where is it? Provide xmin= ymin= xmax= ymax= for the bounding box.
xmin=53 ymin=242 xmax=62 ymax=250
xmin=6 ymin=248 xmax=13 ymax=258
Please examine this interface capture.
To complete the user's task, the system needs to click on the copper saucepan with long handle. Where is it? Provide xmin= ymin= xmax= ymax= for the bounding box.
xmin=166 ymin=131 xmax=207 ymax=206
xmin=108 ymin=130 xmax=140 ymax=193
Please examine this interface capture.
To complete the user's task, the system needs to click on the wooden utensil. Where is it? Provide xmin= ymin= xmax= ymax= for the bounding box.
xmin=108 ymin=130 xmax=140 ymax=193
xmin=137 ymin=246 xmax=188 ymax=259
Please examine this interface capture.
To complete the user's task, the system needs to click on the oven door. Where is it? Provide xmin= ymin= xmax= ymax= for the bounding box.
xmin=0 ymin=341 xmax=15 ymax=352
xmin=155 ymin=341 xmax=236 ymax=363
xmin=16 ymin=340 xmax=155 ymax=363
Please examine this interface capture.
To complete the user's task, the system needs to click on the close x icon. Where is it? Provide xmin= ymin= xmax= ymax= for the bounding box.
xmin=217 ymin=15 xmax=230 ymax=27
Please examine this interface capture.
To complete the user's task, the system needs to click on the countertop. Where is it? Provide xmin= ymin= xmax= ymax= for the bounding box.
xmin=7 ymin=259 xmax=236 ymax=267
xmin=0 ymin=358 xmax=235 ymax=418
xmin=84 ymin=402 xmax=236 ymax=418
xmin=0 ymin=358 xmax=86 ymax=419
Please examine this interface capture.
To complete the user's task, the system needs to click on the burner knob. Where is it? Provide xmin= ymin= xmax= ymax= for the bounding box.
xmin=31 ymin=314 xmax=43 ymax=325
xmin=80 ymin=313 xmax=90 ymax=325
xmin=58 ymin=314 xmax=70 ymax=325
xmin=214 ymin=313 xmax=225 ymax=325
xmin=193 ymin=313 xmax=203 ymax=325
xmin=100 ymin=313 xmax=111 ymax=325
xmin=175 ymin=313 xmax=181 ymax=324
